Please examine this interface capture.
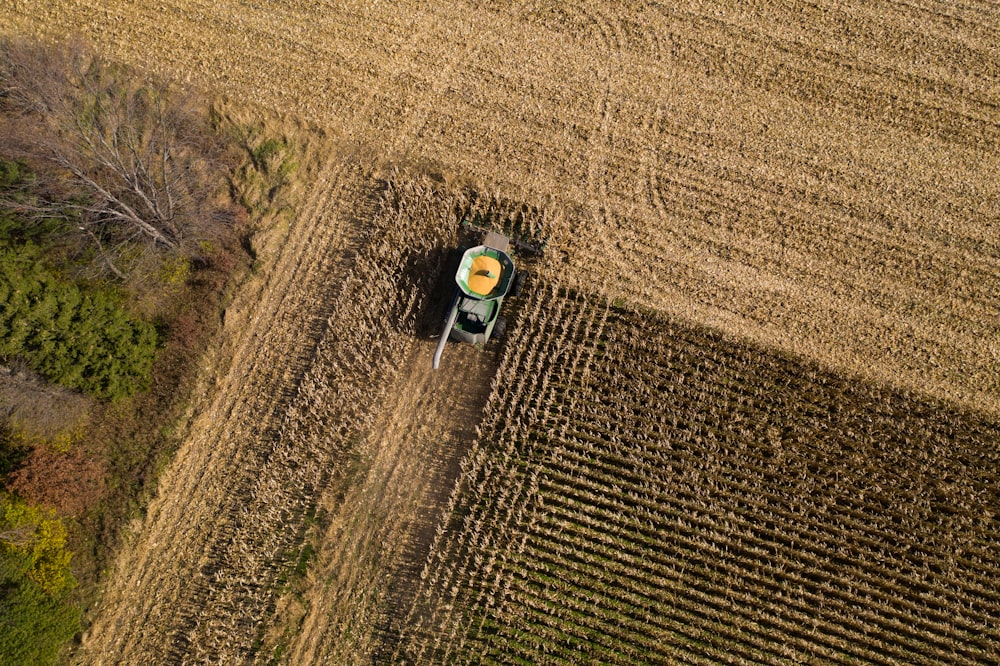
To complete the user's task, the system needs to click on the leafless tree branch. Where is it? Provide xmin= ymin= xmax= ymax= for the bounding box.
xmin=0 ymin=37 xmax=235 ymax=280
xmin=0 ymin=526 xmax=35 ymax=548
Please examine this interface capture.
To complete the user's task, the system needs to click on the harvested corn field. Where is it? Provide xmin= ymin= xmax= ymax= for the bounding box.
xmin=3 ymin=0 xmax=999 ymax=663
xmin=73 ymin=168 xmax=544 ymax=663
xmin=4 ymin=0 xmax=998 ymax=414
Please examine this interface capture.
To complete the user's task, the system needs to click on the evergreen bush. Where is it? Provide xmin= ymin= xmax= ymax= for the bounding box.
xmin=0 ymin=245 xmax=156 ymax=401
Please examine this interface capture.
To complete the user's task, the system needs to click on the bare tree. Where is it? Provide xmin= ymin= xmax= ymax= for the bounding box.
xmin=0 ymin=37 xmax=230 ymax=278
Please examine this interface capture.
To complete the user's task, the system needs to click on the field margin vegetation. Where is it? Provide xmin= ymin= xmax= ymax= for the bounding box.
xmin=0 ymin=36 xmax=309 ymax=664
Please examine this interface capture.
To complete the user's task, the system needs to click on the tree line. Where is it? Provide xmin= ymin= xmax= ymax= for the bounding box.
xmin=0 ymin=36 xmax=242 ymax=665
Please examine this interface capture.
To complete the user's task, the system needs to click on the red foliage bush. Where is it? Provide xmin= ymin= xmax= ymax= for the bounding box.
xmin=7 ymin=445 xmax=106 ymax=517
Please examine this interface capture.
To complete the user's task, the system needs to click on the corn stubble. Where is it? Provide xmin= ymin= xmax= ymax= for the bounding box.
xmin=5 ymin=0 xmax=998 ymax=418
xmin=7 ymin=0 xmax=999 ymax=663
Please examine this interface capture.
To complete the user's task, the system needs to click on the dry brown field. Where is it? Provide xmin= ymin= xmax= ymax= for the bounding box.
xmin=3 ymin=0 xmax=999 ymax=663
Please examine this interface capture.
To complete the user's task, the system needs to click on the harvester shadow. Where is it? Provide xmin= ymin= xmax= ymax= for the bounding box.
xmin=412 ymin=244 xmax=464 ymax=339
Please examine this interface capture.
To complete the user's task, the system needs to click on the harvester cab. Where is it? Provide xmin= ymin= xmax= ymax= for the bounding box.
xmin=432 ymin=231 xmax=525 ymax=369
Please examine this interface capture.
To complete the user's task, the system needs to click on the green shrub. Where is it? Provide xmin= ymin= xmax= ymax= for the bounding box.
xmin=158 ymin=253 xmax=191 ymax=288
xmin=0 ymin=244 xmax=157 ymax=401
xmin=0 ymin=493 xmax=81 ymax=666
xmin=0 ymin=494 xmax=74 ymax=594
xmin=0 ymin=572 xmax=81 ymax=666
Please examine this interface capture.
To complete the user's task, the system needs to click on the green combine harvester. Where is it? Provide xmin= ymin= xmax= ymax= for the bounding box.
xmin=432 ymin=231 xmax=525 ymax=370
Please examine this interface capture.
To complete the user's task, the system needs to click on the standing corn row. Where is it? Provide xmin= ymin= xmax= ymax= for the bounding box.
xmin=394 ymin=289 xmax=1000 ymax=664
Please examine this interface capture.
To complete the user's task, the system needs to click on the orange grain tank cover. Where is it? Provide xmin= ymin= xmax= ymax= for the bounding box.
xmin=469 ymin=255 xmax=502 ymax=295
